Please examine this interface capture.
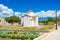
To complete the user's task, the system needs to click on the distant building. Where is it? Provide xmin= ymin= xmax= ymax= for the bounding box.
xmin=0 ymin=16 xmax=6 ymax=26
xmin=58 ymin=16 xmax=60 ymax=25
xmin=21 ymin=10 xmax=39 ymax=27
xmin=48 ymin=22 xmax=55 ymax=25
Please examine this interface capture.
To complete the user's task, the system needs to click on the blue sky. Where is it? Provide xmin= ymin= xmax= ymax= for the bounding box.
xmin=0 ymin=0 xmax=60 ymax=12
xmin=0 ymin=0 xmax=60 ymax=18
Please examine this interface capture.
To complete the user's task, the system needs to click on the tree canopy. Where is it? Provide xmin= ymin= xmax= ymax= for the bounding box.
xmin=38 ymin=17 xmax=57 ymax=25
xmin=5 ymin=16 xmax=21 ymax=24
xmin=47 ymin=17 xmax=57 ymax=23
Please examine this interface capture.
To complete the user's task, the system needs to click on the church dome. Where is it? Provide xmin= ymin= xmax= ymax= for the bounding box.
xmin=26 ymin=10 xmax=35 ymax=16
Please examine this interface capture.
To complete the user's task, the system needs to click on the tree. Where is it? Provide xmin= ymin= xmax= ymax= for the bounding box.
xmin=47 ymin=17 xmax=57 ymax=23
xmin=5 ymin=16 xmax=21 ymax=25
xmin=38 ymin=17 xmax=57 ymax=25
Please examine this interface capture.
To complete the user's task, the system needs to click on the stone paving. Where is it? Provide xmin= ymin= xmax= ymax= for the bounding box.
xmin=40 ymin=26 xmax=60 ymax=40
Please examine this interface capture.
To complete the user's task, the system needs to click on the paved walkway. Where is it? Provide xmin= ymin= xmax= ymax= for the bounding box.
xmin=40 ymin=26 xmax=60 ymax=40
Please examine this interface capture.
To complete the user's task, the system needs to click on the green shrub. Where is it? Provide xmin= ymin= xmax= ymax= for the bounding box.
xmin=11 ymin=34 xmax=17 ymax=39
xmin=16 ymin=34 xmax=23 ymax=39
xmin=0 ymin=31 xmax=39 ymax=40
xmin=0 ymin=33 xmax=8 ymax=38
xmin=7 ymin=31 xmax=18 ymax=34
xmin=10 ymin=34 xmax=22 ymax=39
xmin=22 ymin=34 xmax=28 ymax=39
xmin=7 ymin=31 xmax=14 ymax=34
xmin=0 ymin=30 xmax=3 ymax=34
xmin=7 ymin=34 xmax=12 ymax=38
xmin=14 ymin=30 xmax=18 ymax=34
xmin=16 ymin=35 xmax=21 ymax=39
xmin=23 ymin=31 xmax=39 ymax=39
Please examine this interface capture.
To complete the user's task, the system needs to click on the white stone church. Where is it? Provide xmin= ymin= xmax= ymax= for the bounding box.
xmin=21 ymin=10 xmax=39 ymax=27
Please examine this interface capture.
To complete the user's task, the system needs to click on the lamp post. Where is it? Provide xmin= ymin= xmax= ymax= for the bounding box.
xmin=55 ymin=10 xmax=57 ymax=30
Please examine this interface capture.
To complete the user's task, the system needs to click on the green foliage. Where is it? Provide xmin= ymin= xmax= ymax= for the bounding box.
xmin=7 ymin=34 xmax=12 ymax=38
xmin=7 ymin=31 xmax=14 ymax=34
xmin=0 ymin=30 xmax=39 ymax=40
xmin=0 ymin=33 xmax=8 ymax=38
xmin=0 ymin=29 xmax=3 ymax=34
xmin=11 ymin=34 xmax=17 ymax=39
xmin=47 ymin=17 xmax=57 ymax=22
xmin=23 ymin=31 xmax=39 ymax=40
xmin=14 ymin=30 xmax=18 ymax=34
xmin=38 ymin=21 xmax=44 ymax=23
xmin=39 ymin=20 xmax=48 ymax=25
xmin=39 ymin=17 xmax=57 ymax=24
xmin=16 ymin=34 xmax=22 ymax=39
xmin=7 ymin=30 xmax=18 ymax=34
xmin=5 ymin=15 xmax=21 ymax=24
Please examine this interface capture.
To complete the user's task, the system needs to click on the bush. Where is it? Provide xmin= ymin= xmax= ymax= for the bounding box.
xmin=7 ymin=34 xmax=12 ymax=38
xmin=14 ymin=30 xmax=18 ymax=34
xmin=7 ymin=31 xmax=14 ymax=34
xmin=5 ymin=16 xmax=21 ymax=24
xmin=0 ymin=33 xmax=8 ymax=38
xmin=11 ymin=34 xmax=17 ymax=39
xmin=22 ymin=34 xmax=28 ymax=39
xmin=0 ymin=30 xmax=3 ymax=34
xmin=7 ymin=31 xmax=18 ymax=34
xmin=0 ymin=31 xmax=40 ymax=40
xmin=23 ymin=31 xmax=39 ymax=39
xmin=16 ymin=35 xmax=21 ymax=39
xmin=11 ymin=34 xmax=23 ymax=39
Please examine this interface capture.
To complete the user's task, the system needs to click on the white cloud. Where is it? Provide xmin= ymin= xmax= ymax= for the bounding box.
xmin=0 ymin=4 xmax=8 ymax=11
xmin=36 ymin=11 xmax=47 ymax=17
xmin=14 ymin=12 xmax=21 ymax=17
xmin=46 ymin=10 xmax=56 ymax=17
xmin=0 ymin=4 xmax=60 ymax=18
xmin=36 ymin=10 xmax=60 ymax=18
xmin=0 ymin=4 xmax=14 ymax=17
xmin=0 ymin=4 xmax=22 ymax=17
xmin=2 ymin=9 xmax=13 ymax=14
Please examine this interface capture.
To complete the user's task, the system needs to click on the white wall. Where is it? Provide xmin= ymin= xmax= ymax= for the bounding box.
xmin=36 ymin=17 xmax=38 ymax=27
xmin=21 ymin=16 xmax=39 ymax=27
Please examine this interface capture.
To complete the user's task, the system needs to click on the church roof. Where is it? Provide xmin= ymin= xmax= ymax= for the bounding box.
xmin=21 ymin=10 xmax=38 ymax=18
xmin=21 ymin=14 xmax=37 ymax=18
